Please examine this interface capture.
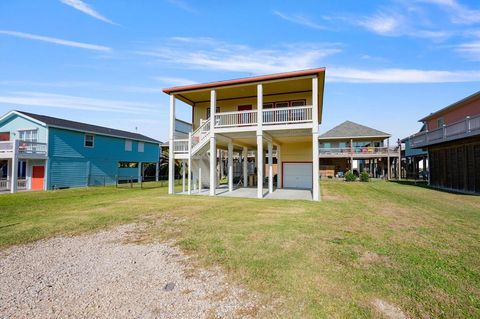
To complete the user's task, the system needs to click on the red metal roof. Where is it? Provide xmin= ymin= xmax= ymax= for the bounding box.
xmin=419 ymin=90 xmax=480 ymax=122
xmin=162 ymin=68 xmax=326 ymax=94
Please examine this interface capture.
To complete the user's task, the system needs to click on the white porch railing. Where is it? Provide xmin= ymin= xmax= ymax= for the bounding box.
xmin=263 ymin=106 xmax=312 ymax=124
xmin=0 ymin=140 xmax=47 ymax=157
xmin=0 ymin=178 xmax=8 ymax=190
xmin=0 ymin=179 xmax=28 ymax=191
xmin=213 ymin=105 xmax=313 ymax=128
xmin=319 ymin=146 xmax=399 ymax=156
xmin=410 ymin=114 xmax=480 ymax=148
xmin=17 ymin=179 xmax=27 ymax=190
xmin=215 ymin=110 xmax=257 ymax=128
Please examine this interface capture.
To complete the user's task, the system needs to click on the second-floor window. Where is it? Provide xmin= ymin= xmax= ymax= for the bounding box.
xmin=125 ymin=139 xmax=132 ymax=151
xmin=18 ymin=129 xmax=38 ymax=142
xmin=206 ymin=107 xmax=220 ymax=119
xmin=437 ymin=117 xmax=445 ymax=128
xmin=138 ymin=142 xmax=144 ymax=152
xmin=84 ymin=134 xmax=94 ymax=148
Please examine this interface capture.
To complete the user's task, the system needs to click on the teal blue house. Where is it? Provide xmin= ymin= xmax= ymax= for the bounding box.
xmin=0 ymin=110 xmax=161 ymax=193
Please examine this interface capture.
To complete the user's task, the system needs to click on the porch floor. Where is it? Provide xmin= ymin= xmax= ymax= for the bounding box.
xmin=180 ymin=185 xmax=313 ymax=201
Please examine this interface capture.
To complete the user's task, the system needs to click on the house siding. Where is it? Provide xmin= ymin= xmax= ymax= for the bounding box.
xmin=47 ymin=127 xmax=159 ymax=189
xmin=426 ymin=97 xmax=480 ymax=130
xmin=0 ymin=114 xmax=47 ymax=142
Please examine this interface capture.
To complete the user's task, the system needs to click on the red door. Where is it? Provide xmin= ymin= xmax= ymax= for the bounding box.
xmin=32 ymin=166 xmax=45 ymax=190
xmin=238 ymin=105 xmax=253 ymax=125
xmin=0 ymin=132 xmax=9 ymax=141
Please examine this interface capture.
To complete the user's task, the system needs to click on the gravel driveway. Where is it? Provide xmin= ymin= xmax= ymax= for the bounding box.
xmin=0 ymin=224 xmax=259 ymax=318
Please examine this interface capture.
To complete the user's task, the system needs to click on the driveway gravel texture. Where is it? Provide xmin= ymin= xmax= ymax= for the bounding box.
xmin=0 ymin=224 xmax=260 ymax=318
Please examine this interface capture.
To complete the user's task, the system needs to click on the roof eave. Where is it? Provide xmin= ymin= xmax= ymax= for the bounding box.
xmin=162 ymin=68 xmax=326 ymax=95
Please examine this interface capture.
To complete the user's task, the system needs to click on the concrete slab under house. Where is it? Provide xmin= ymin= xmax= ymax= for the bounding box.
xmin=163 ymin=68 xmax=325 ymax=201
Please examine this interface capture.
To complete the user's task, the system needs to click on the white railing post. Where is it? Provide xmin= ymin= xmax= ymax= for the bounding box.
xmin=443 ymin=124 xmax=447 ymax=139
xmin=466 ymin=116 xmax=471 ymax=133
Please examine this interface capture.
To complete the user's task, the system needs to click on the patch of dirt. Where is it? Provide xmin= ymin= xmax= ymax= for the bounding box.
xmin=372 ymin=299 xmax=408 ymax=319
xmin=359 ymin=251 xmax=391 ymax=265
xmin=0 ymin=224 xmax=264 ymax=318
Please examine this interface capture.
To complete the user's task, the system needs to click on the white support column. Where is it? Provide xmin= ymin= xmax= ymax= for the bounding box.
xmin=155 ymin=162 xmax=159 ymax=182
xmin=182 ymin=159 xmax=186 ymax=193
xmin=198 ymin=167 xmax=202 ymax=192
xmin=243 ymin=146 xmax=248 ymax=187
xmin=268 ymin=142 xmax=273 ymax=194
xmin=257 ymin=83 xmax=264 ymax=199
xmin=228 ymin=142 xmax=233 ymax=192
xmin=168 ymin=94 xmax=175 ymax=194
xmin=209 ymin=90 xmax=217 ymax=196
xmin=257 ymin=134 xmax=263 ymax=198
xmin=187 ymin=132 xmax=192 ymax=195
xmin=10 ymin=140 xmax=19 ymax=194
xmin=219 ymin=150 xmax=223 ymax=179
xmin=312 ymin=76 xmax=320 ymax=201
xmin=277 ymin=145 xmax=282 ymax=189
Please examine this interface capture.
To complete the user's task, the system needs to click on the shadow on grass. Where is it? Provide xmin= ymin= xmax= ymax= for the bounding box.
xmin=391 ymin=180 xmax=479 ymax=196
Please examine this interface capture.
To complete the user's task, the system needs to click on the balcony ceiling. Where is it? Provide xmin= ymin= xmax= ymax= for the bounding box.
xmin=173 ymin=76 xmax=317 ymax=105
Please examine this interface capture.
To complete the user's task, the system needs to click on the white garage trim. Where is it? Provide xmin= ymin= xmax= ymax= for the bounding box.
xmin=282 ymin=162 xmax=313 ymax=189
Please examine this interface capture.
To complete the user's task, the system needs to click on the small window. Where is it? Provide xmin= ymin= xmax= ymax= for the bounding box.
xmin=274 ymin=101 xmax=289 ymax=108
xmin=437 ymin=117 xmax=445 ymax=128
xmin=263 ymin=103 xmax=274 ymax=109
xmin=138 ymin=142 xmax=144 ymax=152
xmin=125 ymin=139 xmax=132 ymax=151
xmin=84 ymin=134 xmax=94 ymax=148
xmin=206 ymin=107 xmax=220 ymax=119
xmin=118 ymin=161 xmax=139 ymax=168
xmin=290 ymin=100 xmax=306 ymax=107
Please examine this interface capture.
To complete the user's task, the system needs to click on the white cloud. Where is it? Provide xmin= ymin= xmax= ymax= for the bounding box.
xmin=60 ymin=0 xmax=117 ymax=25
xmin=328 ymin=67 xmax=480 ymax=83
xmin=136 ymin=37 xmax=341 ymax=74
xmin=0 ymin=92 xmax=157 ymax=114
xmin=273 ymin=10 xmax=327 ymax=30
xmin=0 ymin=30 xmax=111 ymax=52
xmin=359 ymin=12 xmax=404 ymax=35
xmin=455 ymin=41 xmax=480 ymax=60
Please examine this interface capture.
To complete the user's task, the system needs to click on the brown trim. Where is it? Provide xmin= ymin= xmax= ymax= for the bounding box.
xmin=163 ymin=68 xmax=325 ymax=94
xmin=281 ymin=161 xmax=313 ymax=189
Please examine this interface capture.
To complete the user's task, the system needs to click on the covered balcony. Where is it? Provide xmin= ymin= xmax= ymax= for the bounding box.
xmin=0 ymin=140 xmax=48 ymax=159
xmin=409 ymin=114 xmax=480 ymax=148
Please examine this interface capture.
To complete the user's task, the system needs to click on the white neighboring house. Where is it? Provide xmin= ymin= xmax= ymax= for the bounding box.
xmin=163 ymin=68 xmax=326 ymax=201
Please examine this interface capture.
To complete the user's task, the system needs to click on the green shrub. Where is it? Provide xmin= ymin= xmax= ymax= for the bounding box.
xmin=345 ymin=170 xmax=356 ymax=182
xmin=360 ymin=171 xmax=370 ymax=182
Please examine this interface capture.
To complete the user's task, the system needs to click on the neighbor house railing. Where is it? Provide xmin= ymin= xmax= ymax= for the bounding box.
xmin=410 ymin=114 xmax=480 ymax=148
xmin=172 ymin=139 xmax=189 ymax=154
xmin=0 ymin=140 xmax=47 ymax=156
xmin=0 ymin=178 xmax=8 ymax=190
xmin=0 ymin=179 xmax=28 ymax=191
xmin=319 ymin=146 xmax=399 ymax=156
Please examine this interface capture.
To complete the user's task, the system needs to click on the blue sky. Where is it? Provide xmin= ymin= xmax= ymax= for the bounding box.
xmin=0 ymin=0 xmax=479 ymax=142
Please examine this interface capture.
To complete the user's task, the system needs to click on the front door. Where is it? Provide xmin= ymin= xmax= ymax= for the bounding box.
xmin=238 ymin=105 xmax=253 ymax=125
xmin=31 ymin=166 xmax=45 ymax=190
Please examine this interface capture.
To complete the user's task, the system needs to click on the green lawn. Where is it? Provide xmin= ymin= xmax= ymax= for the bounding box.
xmin=0 ymin=181 xmax=479 ymax=318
